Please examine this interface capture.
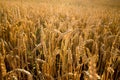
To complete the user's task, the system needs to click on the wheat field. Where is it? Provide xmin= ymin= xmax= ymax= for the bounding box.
xmin=0 ymin=0 xmax=120 ymax=80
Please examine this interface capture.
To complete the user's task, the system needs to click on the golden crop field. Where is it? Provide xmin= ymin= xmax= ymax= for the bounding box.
xmin=0 ymin=0 xmax=120 ymax=80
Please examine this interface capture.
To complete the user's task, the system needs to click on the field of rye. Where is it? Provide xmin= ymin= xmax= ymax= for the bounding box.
xmin=0 ymin=0 xmax=120 ymax=80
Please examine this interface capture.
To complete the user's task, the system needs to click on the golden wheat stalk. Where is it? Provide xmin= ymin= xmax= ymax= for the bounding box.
xmin=3 ymin=68 xmax=33 ymax=80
